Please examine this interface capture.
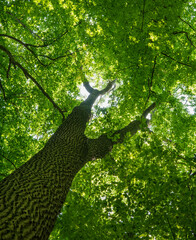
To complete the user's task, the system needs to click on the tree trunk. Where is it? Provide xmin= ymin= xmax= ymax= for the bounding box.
xmin=0 ymin=80 xmax=155 ymax=239
xmin=0 ymin=105 xmax=90 ymax=240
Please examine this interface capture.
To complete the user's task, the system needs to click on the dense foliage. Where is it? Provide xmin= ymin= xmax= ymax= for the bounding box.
xmin=0 ymin=0 xmax=195 ymax=239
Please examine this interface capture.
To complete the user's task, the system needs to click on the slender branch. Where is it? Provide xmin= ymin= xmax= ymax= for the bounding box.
xmin=38 ymin=51 xmax=73 ymax=62
xmin=25 ymin=30 xmax=69 ymax=48
xmin=0 ymin=34 xmax=38 ymax=49
xmin=161 ymin=52 xmax=192 ymax=68
xmin=0 ymin=34 xmax=47 ymax=66
xmin=141 ymin=0 xmax=146 ymax=31
xmin=165 ymin=215 xmax=176 ymax=240
xmin=0 ymin=153 xmax=17 ymax=170
xmin=0 ymin=44 xmax=66 ymax=119
xmin=7 ymin=58 xmax=12 ymax=78
xmin=178 ymin=16 xmax=195 ymax=32
xmin=150 ymin=56 xmax=157 ymax=85
xmin=0 ymin=34 xmax=76 ymax=66
xmin=6 ymin=11 xmax=43 ymax=40
xmin=0 ymin=30 xmax=69 ymax=49
xmin=144 ymin=56 xmax=157 ymax=108
xmin=4 ymin=19 xmax=81 ymax=49
xmin=173 ymin=31 xmax=196 ymax=49
xmin=0 ymin=79 xmax=6 ymax=100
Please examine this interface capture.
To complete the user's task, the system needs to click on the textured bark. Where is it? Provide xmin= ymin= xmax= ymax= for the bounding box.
xmin=0 ymin=104 xmax=90 ymax=240
xmin=0 ymin=80 xmax=156 ymax=239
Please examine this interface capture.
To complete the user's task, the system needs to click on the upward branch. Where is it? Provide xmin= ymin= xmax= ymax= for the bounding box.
xmin=86 ymin=102 xmax=156 ymax=161
xmin=83 ymin=79 xmax=116 ymax=95
xmin=82 ymin=79 xmax=116 ymax=108
xmin=142 ymin=102 xmax=156 ymax=119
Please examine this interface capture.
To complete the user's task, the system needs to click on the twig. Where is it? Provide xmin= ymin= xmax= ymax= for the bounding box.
xmin=0 ymin=153 xmax=17 ymax=170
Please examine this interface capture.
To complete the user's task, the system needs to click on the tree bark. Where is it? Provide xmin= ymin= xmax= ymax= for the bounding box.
xmin=0 ymin=105 xmax=90 ymax=240
xmin=0 ymin=81 xmax=155 ymax=239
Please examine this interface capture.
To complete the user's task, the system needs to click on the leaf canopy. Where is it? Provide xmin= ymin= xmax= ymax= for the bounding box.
xmin=0 ymin=0 xmax=195 ymax=239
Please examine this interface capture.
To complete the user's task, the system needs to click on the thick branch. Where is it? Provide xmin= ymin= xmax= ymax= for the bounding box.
xmin=87 ymin=135 xmax=113 ymax=161
xmin=87 ymin=103 xmax=156 ymax=160
xmin=83 ymin=81 xmax=94 ymax=93
xmin=82 ymin=80 xmax=116 ymax=109
xmin=142 ymin=102 xmax=156 ymax=119
xmin=100 ymin=79 xmax=116 ymax=95
xmin=0 ymin=44 xmax=66 ymax=119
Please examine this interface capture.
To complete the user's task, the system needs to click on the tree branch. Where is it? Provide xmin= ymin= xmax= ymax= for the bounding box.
xmin=86 ymin=103 xmax=156 ymax=161
xmin=82 ymin=79 xmax=116 ymax=109
xmin=7 ymin=58 xmax=12 ymax=78
xmin=0 ymin=44 xmax=66 ymax=119
xmin=100 ymin=79 xmax=116 ymax=95
xmin=0 ymin=34 xmax=49 ymax=66
xmin=141 ymin=0 xmax=146 ymax=31
xmin=83 ymin=79 xmax=116 ymax=95
xmin=0 ymin=79 xmax=6 ymax=100
xmin=178 ymin=16 xmax=195 ymax=32
xmin=173 ymin=31 xmax=196 ymax=49
xmin=83 ymin=81 xmax=94 ymax=93
xmin=144 ymin=56 xmax=157 ymax=108
xmin=6 ymin=11 xmax=43 ymax=40
xmin=87 ymin=135 xmax=113 ymax=161
xmin=0 ymin=153 xmax=17 ymax=170
xmin=161 ymin=52 xmax=192 ymax=68
xmin=0 ymin=34 xmax=77 ymax=66
xmin=142 ymin=102 xmax=156 ymax=119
